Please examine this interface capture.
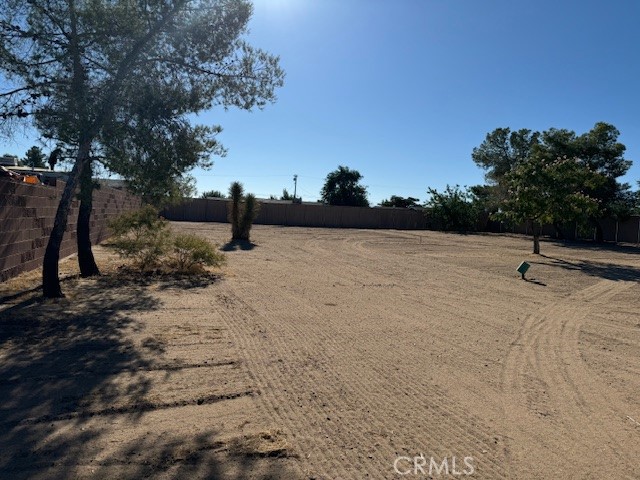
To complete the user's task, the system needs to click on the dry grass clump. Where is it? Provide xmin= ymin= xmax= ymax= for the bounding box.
xmin=229 ymin=429 xmax=292 ymax=458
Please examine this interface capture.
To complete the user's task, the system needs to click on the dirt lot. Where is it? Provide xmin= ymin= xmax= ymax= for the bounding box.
xmin=1 ymin=223 xmax=639 ymax=479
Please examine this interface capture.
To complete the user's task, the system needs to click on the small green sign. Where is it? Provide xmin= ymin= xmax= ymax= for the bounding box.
xmin=516 ymin=261 xmax=530 ymax=279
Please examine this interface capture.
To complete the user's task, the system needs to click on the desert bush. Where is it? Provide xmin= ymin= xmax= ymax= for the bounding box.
xmin=171 ymin=233 xmax=226 ymax=272
xmin=108 ymin=206 xmax=170 ymax=268
xmin=109 ymin=206 xmax=226 ymax=274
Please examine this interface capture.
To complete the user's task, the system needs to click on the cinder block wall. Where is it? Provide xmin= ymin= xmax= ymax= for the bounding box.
xmin=0 ymin=178 xmax=140 ymax=282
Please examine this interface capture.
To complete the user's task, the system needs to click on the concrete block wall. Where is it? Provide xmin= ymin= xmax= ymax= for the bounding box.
xmin=0 ymin=178 xmax=140 ymax=282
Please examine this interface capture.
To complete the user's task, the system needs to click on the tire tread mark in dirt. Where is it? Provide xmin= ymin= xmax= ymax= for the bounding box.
xmin=501 ymin=279 xmax=639 ymax=478
xmin=219 ymin=235 xmax=510 ymax=479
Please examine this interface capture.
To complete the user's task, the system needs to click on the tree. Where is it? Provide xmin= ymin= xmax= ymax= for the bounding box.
xmin=471 ymin=128 xmax=541 ymax=218
xmin=529 ymin=123 xmax=632 ymax=241
xmin=24 ymin=145 xmax=46 ymax=168
xmin=0 ymin=0 xmax=284 ymax=297
xmin=472 ymin=128 xmax=541 ymax=184
xmin=379 ymin=195 xmax=420 ymax=208
xmin=320 ymin=166 xmax=369 ymax=207
xmin=570 ymin=123 xmax=631 ymax=240
xmin=498 ymin=155 xmax=602 ymax=254
xmin=280 ymin=188 xmax=293 ymax=201
xmin=201 ymin=190 xmax=225 ymax=199
xmin=473 ymin=123 xmax=633 ymax=242
xmin=424 ymin=185 xmax=478 ymax=232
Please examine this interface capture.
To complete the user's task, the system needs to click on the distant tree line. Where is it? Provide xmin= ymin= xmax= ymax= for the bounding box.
xmin=316 ymin=122 xmax=638 ymax=254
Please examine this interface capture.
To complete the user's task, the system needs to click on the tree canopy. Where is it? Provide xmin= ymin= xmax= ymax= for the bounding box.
xmin=0 ymin=0 xmax=285 ymax=297
xmin=497 ymin=154 xmax=603 ymax=253
xmin=24 ymin=145 xmax=46 ymax=168
xmin=425 ymin=185 xmax=478 ymax=232
xmin=379 ymin=195 xmax=420 ymax=208
xmin=320 ymin=166 xmax=369 ymax=207
xmin=201 ymin=189 xmax=225 ymax=199
xmin=472 ymin=128 xmax=540 ymax=184
xmin=472 ymin=122 xmax=633 ymax=242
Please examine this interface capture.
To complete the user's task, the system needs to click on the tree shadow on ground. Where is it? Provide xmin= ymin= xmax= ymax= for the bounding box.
xmin=0 ymin=275 xmax=297 ymax=479
xmin=549 ymin=238 xmax=640 ymax=254
xmin=106 ymin=269 xmax=223 ymax=291
xmin=535 ymin=254 xmax=640 ymax=282
xmin=221 ymin=240 xmax=257 ymax=252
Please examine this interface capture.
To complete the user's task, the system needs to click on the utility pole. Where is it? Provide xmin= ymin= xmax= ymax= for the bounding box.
xmin=293 ymin=174 xmax=298 ymax=201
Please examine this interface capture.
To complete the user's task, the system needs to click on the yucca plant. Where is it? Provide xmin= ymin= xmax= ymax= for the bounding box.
xmin=240 ymin=193 xmax=260 ymax=240
xmin=228 ymin=181 xmax=244 ymax=240
xmin=228 ymin=182 xmax=259 ymax=241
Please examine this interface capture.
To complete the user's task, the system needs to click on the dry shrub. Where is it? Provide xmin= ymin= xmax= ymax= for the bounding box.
xmin=108 ymin=207 xmax=225 ymax=274
xmin=108 ymin=205 xmax=170 ymax=269
xmin=171 ymin=233 xmax=226 ymax=273
xmin=229 ymin=429 xmax=291 ymax=458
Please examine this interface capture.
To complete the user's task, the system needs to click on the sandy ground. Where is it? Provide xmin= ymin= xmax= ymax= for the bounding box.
xmin=1 ymin=223 xmax=639 ymax=479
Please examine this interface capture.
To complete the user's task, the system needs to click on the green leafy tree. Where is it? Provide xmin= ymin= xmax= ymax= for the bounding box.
xmin=379 ymin=195 xmax=420 ymax=208
xmin=425 ymin=185 xmax=478 ymax=232
xmin=473 ymin=123 xmax=632 ymax=241
xmin=542 ymin=123 xmax=632 ymax=240
xmin=498 ymin=155 xmax=603 ymax=254
xmin=201 ymin=190 xmax=225 ymax=199
xmin=0 ymin=0 xmax=284 ymax=297
xmin=320 ymin=166 xmax=369 ymax=207
xmin=24 ymin=145 xmax=46 ymax=168
xmin=280 ymin=188 xmax=293 ymax=201
xmin=471 ymin=128 xmax=541 ymax=218
xmin=472 ymin=128 xmax=541 ymax=184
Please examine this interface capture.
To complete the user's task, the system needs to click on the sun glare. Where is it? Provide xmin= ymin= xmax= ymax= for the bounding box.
xmin=253 ymin=0 xmax=305 ymax=23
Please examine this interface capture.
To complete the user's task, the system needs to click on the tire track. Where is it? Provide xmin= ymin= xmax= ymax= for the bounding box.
xmin=219 ymin=233 xmax=510 ymax=478
xmin=501 ymin=279 xmax=639 ymax=478
xmin=217 ymin=287 xmax=508 ymax=479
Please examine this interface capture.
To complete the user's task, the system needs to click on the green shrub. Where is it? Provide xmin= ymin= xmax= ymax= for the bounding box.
xmin=425 ymin=185 xmax=480 ymax=232
xmin=108 ymin=206 xmax=170 ymax=269
xmin=171 ymin=233 xmax=226 ymax=272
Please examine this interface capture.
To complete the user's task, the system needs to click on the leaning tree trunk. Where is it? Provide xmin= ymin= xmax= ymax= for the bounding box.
xmin=42 ymin=143 xmax=90 ymax=298
xmin=77 ymin=160 xmax=100 ymax=277
xmin=532 ymin=222 xmax=541 ymax=254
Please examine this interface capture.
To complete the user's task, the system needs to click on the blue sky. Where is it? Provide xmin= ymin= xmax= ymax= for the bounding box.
xmin=3 ymin=0 xmax=639 ymax=204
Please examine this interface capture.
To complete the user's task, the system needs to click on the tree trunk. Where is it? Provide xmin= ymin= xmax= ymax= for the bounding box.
xmin=42 ymin=143 xmax=90 ymax=298
xmin=552 ymin=221 xmax=565 ymax=240
xmin=594 ymin=221 xmax=604 ymax=243
xmin=533 ymin=223 xmax=541 ymax=254
xmin=77 ymin=160 xmax=100 ymax=277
